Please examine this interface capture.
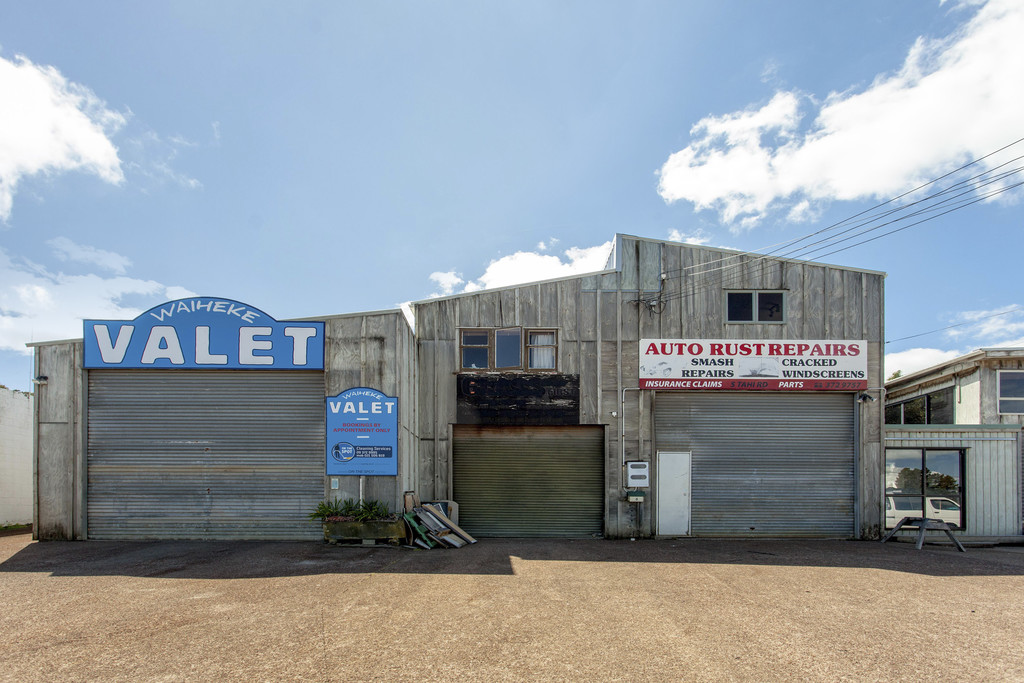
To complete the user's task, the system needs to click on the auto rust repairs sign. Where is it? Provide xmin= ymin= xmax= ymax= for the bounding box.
xmin=84 ymin=297 xmax=325 ymax=370
xmin=639 ymin=339 xmax=868 ymax=391
xmin=326 ymin=388 xmax=398 ymax=476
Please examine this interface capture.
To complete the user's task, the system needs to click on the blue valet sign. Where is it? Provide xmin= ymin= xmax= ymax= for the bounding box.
xmin=83 ymin=297 xmax=324 ymax=370
xmin=326 ymin=388 xmax=398 ymax=476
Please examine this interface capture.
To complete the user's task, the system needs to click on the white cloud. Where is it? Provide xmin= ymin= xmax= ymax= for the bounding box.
xmin=123 ymin=130 xmax=202 ymax=191
xmin=947 ymin=305 xmax=1024 ymax=341
xmin=427 ymin=241 xmax=614 ymax=297
xmin=658 ymin=0 xmax=1024 ymax=228
xmin=0 ymin=54 xmax=126 ymax=221
xmin=667 ymin=229 xmax=712 ymax=246
xmin=428 ymin=271 xmax=465 ymax=296
xmin=0 ymin=246 xmax=194 ymax=351
xmin=885 ymin=303 xmax=1024 ymax=377
xmin=760 ymin=59 xmax=781 ymax=85
xmin=885 ymin=347 xmax=963 ymax=378
xmin=47 ymin=237 xmax=132 ymax=275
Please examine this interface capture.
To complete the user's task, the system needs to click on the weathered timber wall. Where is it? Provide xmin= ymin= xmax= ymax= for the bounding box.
xmin=324 ymin=310 xmax=417 ymax=511
xmin=414 ymin=235 xmax=886 ymax=539
xmin=32 ymin=341 xmax=85 ymax=540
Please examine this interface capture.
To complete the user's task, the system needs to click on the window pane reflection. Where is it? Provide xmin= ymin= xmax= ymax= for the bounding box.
xmin=758 ymin=292 xmax=783 ymax=322
xmin=884 ymin=448 xmax=964 ymax=530
xmin=727 ymin=293 xmax=753 ymax=322
xmin=462 ymin=347 xmax=488 ymax=369
xmin=903 ymin=396 xmax=926 ymax=424
xmin=925 ymin=450 xmax=961 ymax=498
xmin=885 ymin=450 xmax=922 ymax=494
xmin=462 ymin=331 xmax=488 ymax=346
xmin=495 ymin=328 xmax=521 ymax=368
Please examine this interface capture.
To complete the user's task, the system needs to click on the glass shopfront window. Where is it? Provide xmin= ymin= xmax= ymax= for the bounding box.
xmin=884 ymin=448 xmax=965 ymax=529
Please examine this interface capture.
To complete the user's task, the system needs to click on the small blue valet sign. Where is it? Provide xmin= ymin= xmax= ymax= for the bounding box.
xmin=326 ymin=388 xmax=398 ymax=476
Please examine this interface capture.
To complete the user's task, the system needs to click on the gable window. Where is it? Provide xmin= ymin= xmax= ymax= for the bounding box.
xmin=527 ymin=331 xmax=557 ymax=369
xmin=726 ymin=291 xmax=785 ymax=323
xmin=495 ymin=328 xmax=521 ymax=368
xmin=998 ymin=371 xmax=1024 ymax=414
xmin=460 ymin=328 xmax=557 ymax=371
xmin=461 ymin=330 xmax=490 ymax=369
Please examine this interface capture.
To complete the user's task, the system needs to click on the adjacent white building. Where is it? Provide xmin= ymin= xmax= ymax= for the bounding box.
xmin=884 ymin=349 xmax=1024 ymax=540
xmin=1 ymin=386 xmax=33 ymax=526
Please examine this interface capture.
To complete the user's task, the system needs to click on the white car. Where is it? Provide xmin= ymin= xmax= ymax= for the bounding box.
xmin=885 ymin=496 xmax=962 ymax=529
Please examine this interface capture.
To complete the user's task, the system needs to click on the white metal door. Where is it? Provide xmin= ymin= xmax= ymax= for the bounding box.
xmin=657 ymin=451 xmax=691 ymax=536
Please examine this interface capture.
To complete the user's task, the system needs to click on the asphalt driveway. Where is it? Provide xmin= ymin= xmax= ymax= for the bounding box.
xmin=2 ymin=532 xmax=1023 ymax=682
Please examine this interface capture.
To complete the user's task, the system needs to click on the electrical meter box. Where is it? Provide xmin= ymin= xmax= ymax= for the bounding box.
xmin=626 ymin=461 xmax=650 ymax=488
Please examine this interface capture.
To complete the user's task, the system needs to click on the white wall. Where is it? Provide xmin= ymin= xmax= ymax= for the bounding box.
xmin=956 ymin=372 xmax=982 ymax=424
xmin=0 ymin=386 xmax=33 ymax=525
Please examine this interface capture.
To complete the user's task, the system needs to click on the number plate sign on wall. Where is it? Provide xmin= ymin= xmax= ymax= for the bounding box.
xmin=326 ymin=388 xmax=398 ymax=476
xmin=84 ymin=298 xmax=324 ymax=370
xmin=639 ymin=339 xmax=868 ymax=391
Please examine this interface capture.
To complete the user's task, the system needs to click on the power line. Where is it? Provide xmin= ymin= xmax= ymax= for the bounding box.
xmin=652 ymin=177 xmax=1021 ymax=307
xmin=662 ymin=154 xmax=1024 ymax=286
xmin=649 ymin=137 xmax=1024 ymax=307
xmin=658 ymin=136 xmax=1024 ymax=284
xmin=885 ymin=307 xmax=1023 ymax=345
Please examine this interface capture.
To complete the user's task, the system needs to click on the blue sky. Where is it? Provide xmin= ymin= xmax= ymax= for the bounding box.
xmin=1 ymin=0 xmax=1021 ymax=391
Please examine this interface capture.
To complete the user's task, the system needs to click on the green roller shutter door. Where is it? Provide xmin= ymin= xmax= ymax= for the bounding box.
xmin=452 ymin=425 xmax=605 ymax=537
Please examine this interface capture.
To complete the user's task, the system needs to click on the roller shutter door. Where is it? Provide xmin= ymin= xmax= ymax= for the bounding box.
xmin=87 ymin=370 xmax=324 ymax=540
xmin=452 ymin=425 xmax=605 ymax=537
xmin=655 ymin=393 xmax=854 ymax=537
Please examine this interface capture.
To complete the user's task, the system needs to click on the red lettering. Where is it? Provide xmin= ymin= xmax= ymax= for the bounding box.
xmin=710 ymin=343 xmax=724 ymax=355
xmin=645 ymin=343 xmax=659 ymax=355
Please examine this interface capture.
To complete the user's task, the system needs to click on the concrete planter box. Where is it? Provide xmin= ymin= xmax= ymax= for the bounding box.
xmin=323 ymin=519 xmax=406 ymax=544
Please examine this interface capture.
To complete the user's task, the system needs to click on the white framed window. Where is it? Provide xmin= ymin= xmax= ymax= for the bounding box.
xmin=998 ymin=370 xmax=1024 ymax=414
xmin=459 ymin=328 xmax=557 ymax=371
xmin=726 ymin=291 xmax=785 ymax=323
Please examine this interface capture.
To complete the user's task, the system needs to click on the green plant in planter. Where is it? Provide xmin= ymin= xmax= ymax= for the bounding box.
xmin=309 ymin=498 xmax=398 ymax=522
xmin=308 ymin=497 xmax=347 ymax=522
xmin=313 ymin=498 xmax=405 ymax=544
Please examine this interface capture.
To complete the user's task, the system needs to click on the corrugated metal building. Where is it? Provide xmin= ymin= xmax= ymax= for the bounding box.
xmin=884 ymin=350 xmax=1024 ymax=541
xmin=884 ymin=426 xmax=1022 ymax=542
xmin=33 ymin=234 xmax=894 ymax=541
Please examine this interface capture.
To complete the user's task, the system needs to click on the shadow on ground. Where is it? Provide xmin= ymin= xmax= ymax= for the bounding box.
xmin=3 ymin=533 xmax=1024 ymax=580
